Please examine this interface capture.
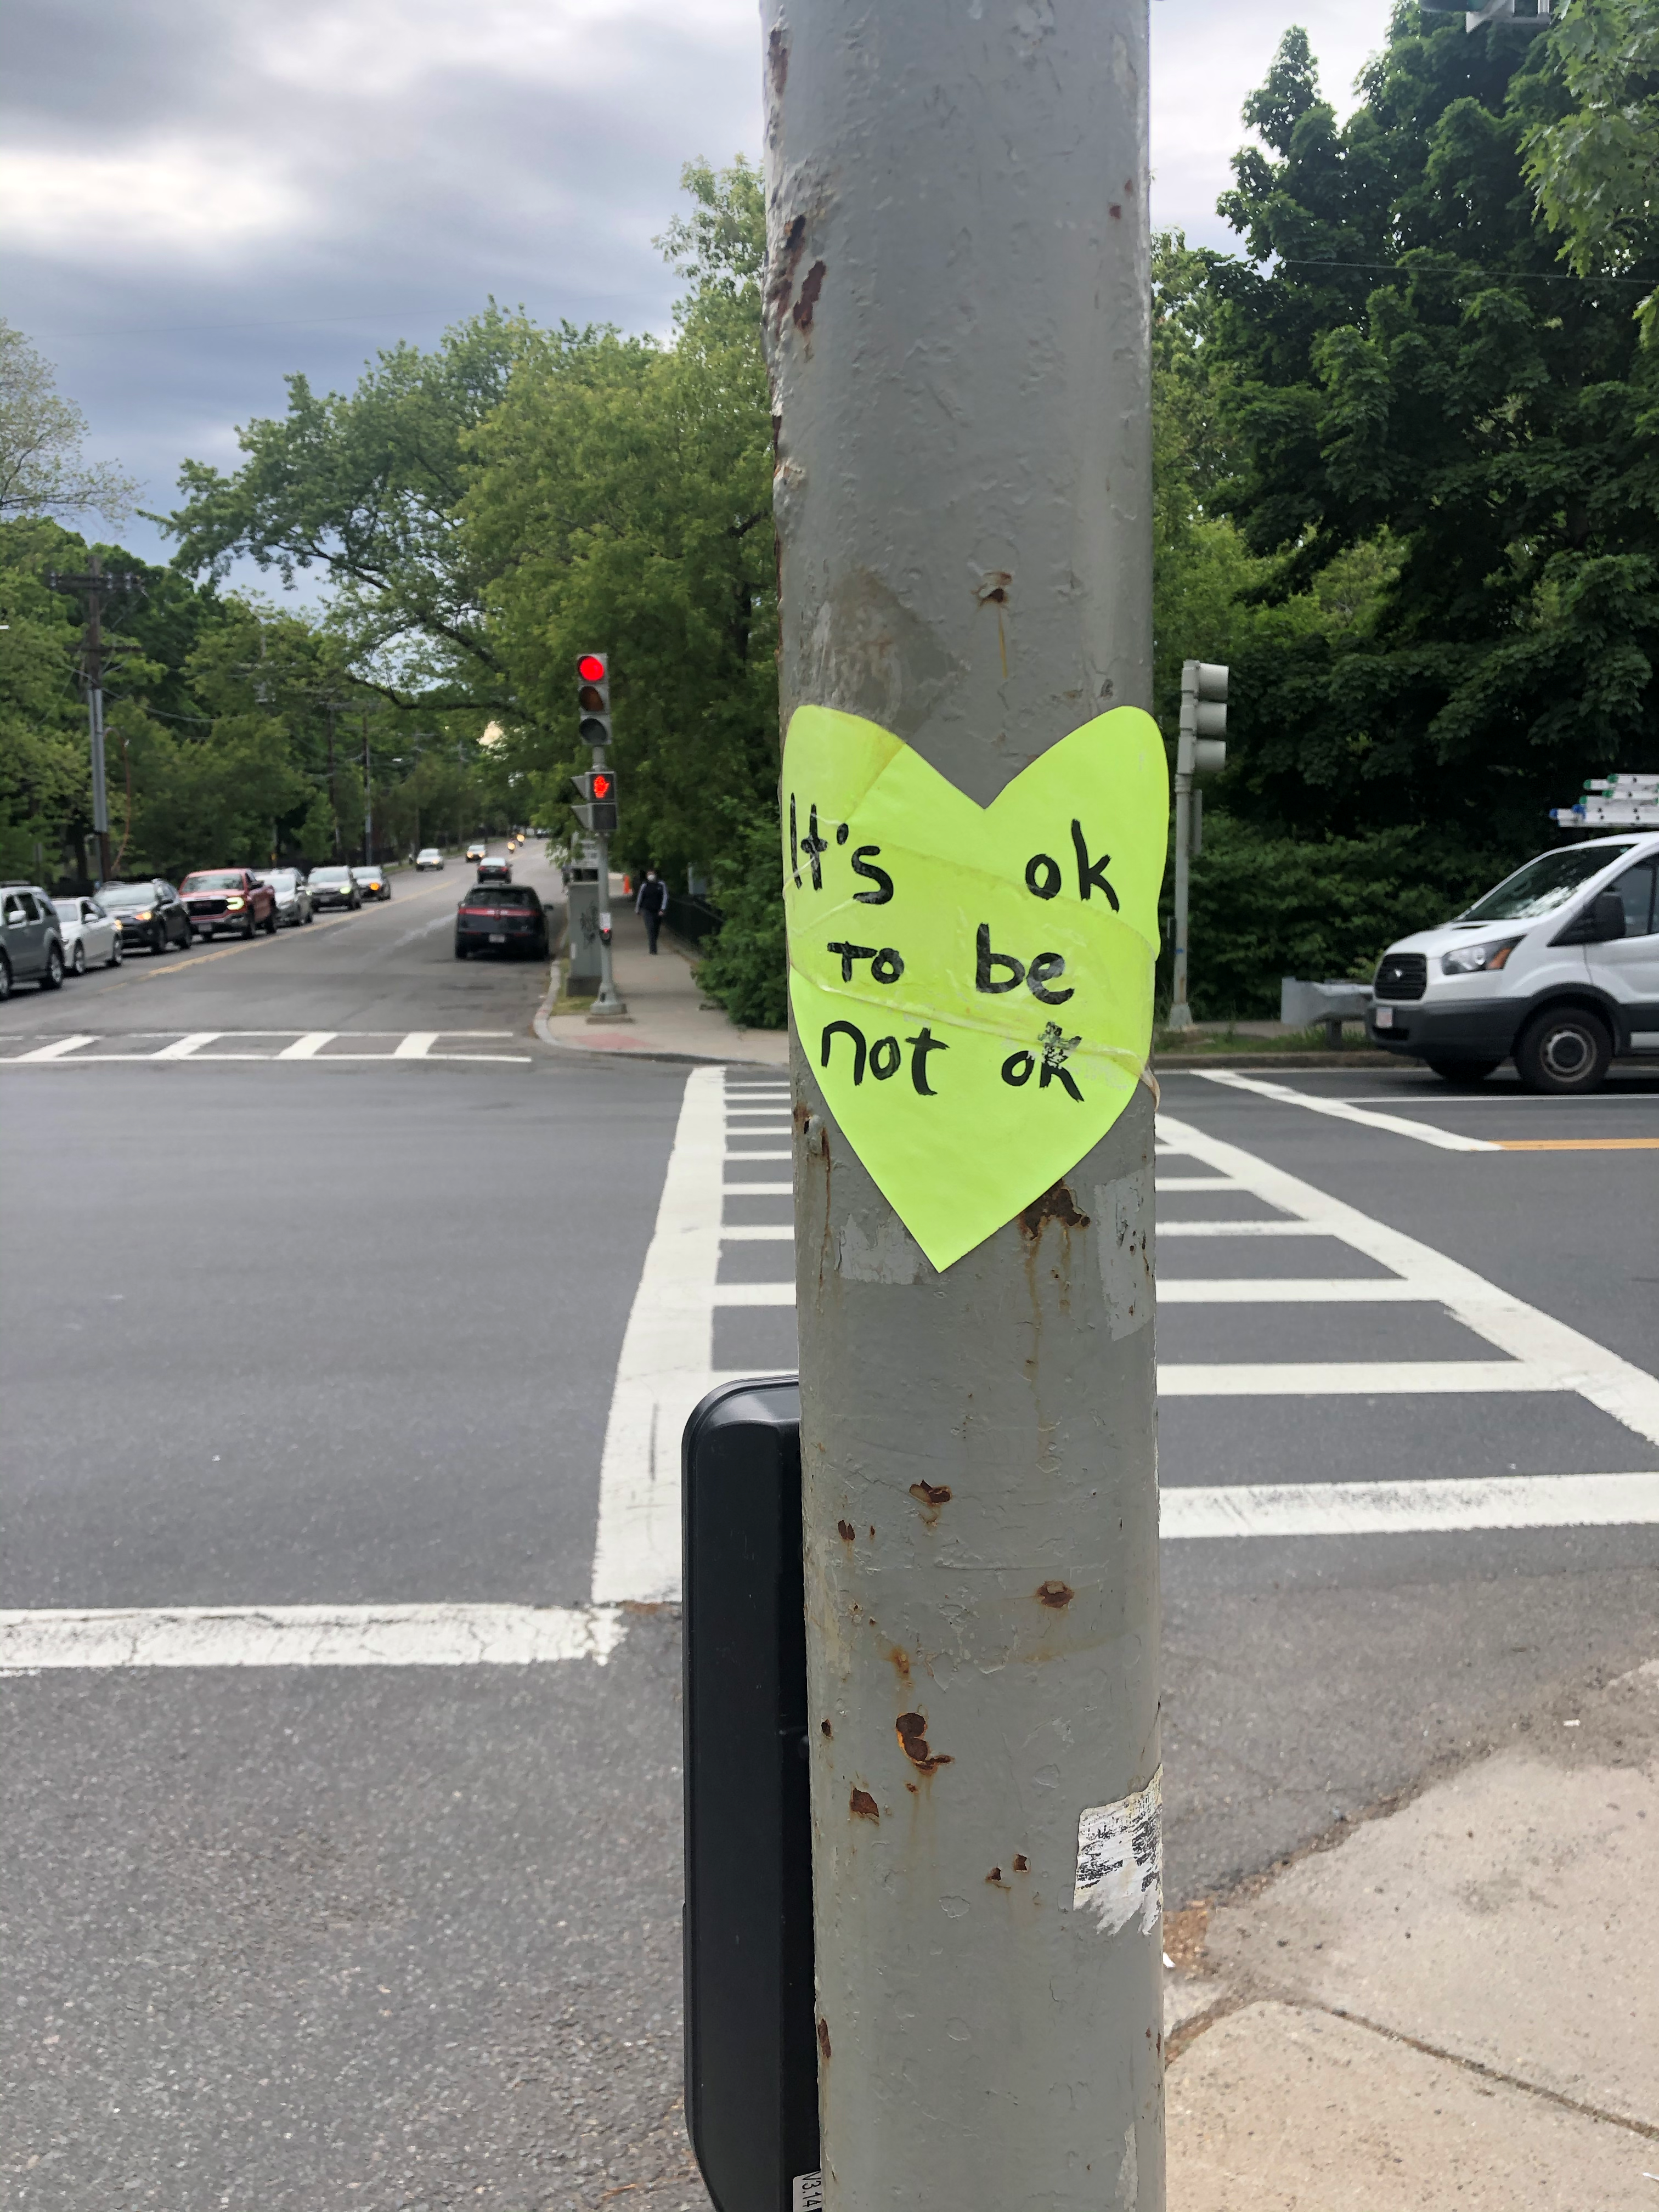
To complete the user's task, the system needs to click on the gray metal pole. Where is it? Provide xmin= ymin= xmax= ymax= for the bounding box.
xmin=1169 ymin=765 xmax=1193 ymax=1030
xmin=589 ymin=821 xmax=628 ymax=1018
xmin=763 ymin=5 xmax=1163 ymax=2207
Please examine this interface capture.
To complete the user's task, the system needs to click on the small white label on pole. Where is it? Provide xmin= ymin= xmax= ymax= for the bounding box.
xmin=599 ymin=911 xmax=612 ymax=933
xmin=1074 ymin=1768 xmax=1163 ymax=1938
xmin=793 ymin=2172 xmax=825 ymax=2210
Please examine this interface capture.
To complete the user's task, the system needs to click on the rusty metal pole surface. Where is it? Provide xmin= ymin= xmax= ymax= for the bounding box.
xmin=762 ymin=4 xmax=1161 ymax=2208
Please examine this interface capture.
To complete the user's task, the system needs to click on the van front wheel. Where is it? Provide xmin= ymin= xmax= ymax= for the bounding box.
xmin=1515 ymin=1008 xmax=1611 ymax=1096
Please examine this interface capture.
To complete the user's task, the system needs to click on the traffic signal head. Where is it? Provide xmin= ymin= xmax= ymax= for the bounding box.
xmin=1177 ymin=659 xmax=1227 ymax=777
xmin=577 ymin=652 xmax=611 ymax=749
xmin=570 ymin=768 xmax=618 ymax=836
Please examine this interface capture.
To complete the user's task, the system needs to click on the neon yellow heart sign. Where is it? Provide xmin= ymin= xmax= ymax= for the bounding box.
xmin=783 ymin=704 xmax=1169 ymax=1272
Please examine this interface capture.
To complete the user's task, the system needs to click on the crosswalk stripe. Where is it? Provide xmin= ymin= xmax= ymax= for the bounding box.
xmin=1162 ymin=1472 xmax=1659 ymax=1539
xmin=1194 ymin=1068 xmax=1500 ymax=1152
xmin=150 ymin=1031 xmax=219 ymax=1059
xmin=14 ymin=1034 xmax=97 ymax=1061
xmin=1159 ymin=1361 xmax=1554 ymax=1396
xmin=276 ymin=1031 xmax=336 ymax=1059
xmin=0 ymin=1604 xmax=628 ymax=1671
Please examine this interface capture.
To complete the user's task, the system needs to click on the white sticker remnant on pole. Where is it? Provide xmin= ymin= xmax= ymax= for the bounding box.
xmin=1074 ymin=1769 xmax=1163 ymax=1937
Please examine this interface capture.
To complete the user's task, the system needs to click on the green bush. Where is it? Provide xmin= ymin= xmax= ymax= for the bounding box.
xmin=1175 ymin=813 xmax=1513 ymax=1021
xmin=694 ymin=807 xmax=788 ymax=1030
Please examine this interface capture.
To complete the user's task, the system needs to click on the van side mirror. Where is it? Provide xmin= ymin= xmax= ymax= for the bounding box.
xmin=1589 ymin=890 xmax=1626 ymax=943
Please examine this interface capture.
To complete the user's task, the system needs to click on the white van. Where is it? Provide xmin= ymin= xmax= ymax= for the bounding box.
xmin=1367 ymin=832 xmax=1659 ymax=1093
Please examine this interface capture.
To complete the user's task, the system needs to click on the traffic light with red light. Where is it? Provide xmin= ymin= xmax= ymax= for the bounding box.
xmin=571 ymin=768 xmax=618 ymax=836
xmin=577 ymin=652 xmax=612 ymax=749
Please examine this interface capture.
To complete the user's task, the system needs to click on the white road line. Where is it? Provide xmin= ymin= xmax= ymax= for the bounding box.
xmin=1159 ymin=1361 xmax=1551 ymax=1396
xmin=720 ymin=1224 xmax=795 ymax=1241
xmin=393 ymin=1031 xmax=438 ymax=1058
xmin=724 ymin=1180 xmax=793 ymax=1195
xmin=1161 ymin=1472 xmax=1659 ymax=1539
xmin=151 ymin=1031 xmax=219 ymax=1059
xmin=14 ymin=1034 xmax=97 ymax=1061
xmin=0 ymin=1604 xmax=628 ymax=1671
xmin=1193 ymin=1069 xmax=1499 ymax=1152
xmin=1159 ymin=1279 xmax=1430 ymax=1303
xmin=726 ymin=1149 xmax=793 ymax=1160
xmin=591 ymin=1066 xmax=726 ymax=1606
xmin=1155 ymin=1176 xmax=1248 ymax=1192
xmin=1159 ymin=1111 xmax=1659 ymax=1446
xmin=1159 ymin=1220 xmax=1340 ymax=1237
xmin=277 ymin=1031 xmax=336 ymax=1059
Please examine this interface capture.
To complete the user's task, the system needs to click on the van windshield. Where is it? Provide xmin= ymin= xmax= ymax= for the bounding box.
xmin=1458 ymin=844 xmax=1639 ymax=924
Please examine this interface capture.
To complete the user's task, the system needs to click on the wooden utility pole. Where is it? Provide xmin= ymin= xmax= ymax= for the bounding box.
xmin=46 ymin=553 xmax=142 ymax=884
xmin=764 ymin=4 xmax=1163 ymax=2207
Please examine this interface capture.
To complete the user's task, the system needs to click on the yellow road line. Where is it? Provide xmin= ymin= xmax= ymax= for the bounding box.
xmin=1493 ymin=1138 xmax=1659 ymax=1152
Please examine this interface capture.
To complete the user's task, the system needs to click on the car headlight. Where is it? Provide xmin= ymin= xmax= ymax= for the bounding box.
xmin=134 ymin=909 xmax=153 ymax=921
xmin=1441 ymin=938 xmax=1520 ymax=975
xmin=227 ymin=898 xmax=245 ymax=910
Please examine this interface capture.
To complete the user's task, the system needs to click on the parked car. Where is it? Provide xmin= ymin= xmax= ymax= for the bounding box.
xmin=465 ymin=840 xmax=488 ymax=864
xmin=1368 ymin=831 xmax=1659 ymax=1094
xmin=352 ymin=864 xmax=392 ymax=901
xmin=180 ymin=868 xmax=279 ymax=940
xmin=256 ymin=868 xmax=313 ymax=928
xmin=305 ymin=866 xmax=362 ymax=911
xmin=476 ymin=854 xmax=512 ymax=884
xmin=50 ymin=894 xmax=122 ymax=973
xmin=454 ymin=882 xmax=549 ymax=960
xmin=0 ymin=883 xmax=67 ymax=996
xmin=414 ymin=847 xmax=445 ymax=870
xmin=97 ymin=879 xmax=193 ymax=953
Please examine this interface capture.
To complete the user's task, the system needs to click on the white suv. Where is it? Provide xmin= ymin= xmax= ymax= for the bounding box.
xmin=1367 ymin=833 xmax=1659 ymax=1093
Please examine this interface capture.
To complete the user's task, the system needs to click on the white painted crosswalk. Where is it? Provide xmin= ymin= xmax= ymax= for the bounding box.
xmin=0 ymin=1030 xmax=532 ymax=1064
xmin=589 ymin=1069 xmax=1659 ymax=1605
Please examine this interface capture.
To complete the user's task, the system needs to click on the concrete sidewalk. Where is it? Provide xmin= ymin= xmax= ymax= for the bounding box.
xmin=536 ymin=889 xmax=787 ymax=1066
xmin=1165 ymin=1654 xmax=1659 ymax=2207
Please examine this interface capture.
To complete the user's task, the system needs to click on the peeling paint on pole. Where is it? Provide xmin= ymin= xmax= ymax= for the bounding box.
xmin=763 ymin=3 xmax=1163 ymax=2207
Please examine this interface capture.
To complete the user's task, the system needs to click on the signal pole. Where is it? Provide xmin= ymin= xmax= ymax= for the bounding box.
xmin=571 ymin=653 xmax=628 ymax=1020
xmin=1167 ymin=659 xmax=1228 ymax=1032
xmin=764 ymin=5 xmax=1163 ymax=2208
xmin=45 ymin=552 xmax=142 ymax=884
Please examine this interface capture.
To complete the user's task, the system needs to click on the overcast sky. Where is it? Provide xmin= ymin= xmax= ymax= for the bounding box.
xmin=2 ymin=0 xmax=1390 ymax=568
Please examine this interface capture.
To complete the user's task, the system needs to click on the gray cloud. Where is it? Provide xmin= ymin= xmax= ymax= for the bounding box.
xmin=1 ymin=0 xmax=1392 ymax=567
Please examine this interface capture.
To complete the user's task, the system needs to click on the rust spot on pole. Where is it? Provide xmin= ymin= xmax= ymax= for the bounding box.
xmin=817 ymin=2018 xmax=832 ymax=2062
xmin=792 ymin=259 xmax=827 ymax=331
xmin=850 ymin=1786 xmax=879 ymax=1821
xmin=1109 ymin=202 xmax=1122 ymax=220
xmin=908 ymin=1478 xmax=951 ymax=1530
xmin=838 ymin=1519 xmax=856 ymax=1543
xmin=895 ymin=1711 xmax=953 ymax=1774
xmin=1035 ymin=1579 xmax=1075 ymax=1610
xmin=1013 ymin=1853 xmax=1029 ymax=1873
xmin=985 ymin=1866 xmax=1007 ymax=1887
xmin=888 ymin=1645 xmax=911 ymax=1681
xmin=821 ymin=1718 xmax=833 ymax=1738
xmin=1019 ymin=1181 xmax=1090 ymax=1240
xmin=768 ymin=22 xmax=789 ymax=95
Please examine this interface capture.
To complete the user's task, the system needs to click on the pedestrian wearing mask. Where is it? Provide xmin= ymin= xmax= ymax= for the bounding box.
xmin=635 ymin=867 xmax=668 ymax=954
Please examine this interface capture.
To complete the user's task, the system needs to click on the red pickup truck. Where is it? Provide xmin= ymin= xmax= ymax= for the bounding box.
xmin=179 ymin=868 xmax=279 ymax=940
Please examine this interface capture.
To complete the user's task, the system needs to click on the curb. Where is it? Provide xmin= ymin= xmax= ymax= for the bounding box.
xmin=531 ymin=957 xmax=782 ymax=1069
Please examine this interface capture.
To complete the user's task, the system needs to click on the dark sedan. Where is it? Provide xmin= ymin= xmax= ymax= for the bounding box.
xmin=97 ymin=880 xmax=192 ymax=953
xmin=306 ymin=866 xmax=362 ymax=911
xmin=454 ymin=882 xmax=549 ymax=960
xmin=352 ymin=864 xmax=392 ymax=901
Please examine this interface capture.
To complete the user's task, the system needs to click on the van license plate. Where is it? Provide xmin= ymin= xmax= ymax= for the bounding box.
xmin=489 ymin=932 xmax=506 ymax=943
xmin=1374 ymin=1006 xmax=1393 ymax=1029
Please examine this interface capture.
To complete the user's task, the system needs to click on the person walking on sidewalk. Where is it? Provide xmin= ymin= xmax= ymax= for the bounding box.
xmin=635 ymin=867 xmax=668 ymax=954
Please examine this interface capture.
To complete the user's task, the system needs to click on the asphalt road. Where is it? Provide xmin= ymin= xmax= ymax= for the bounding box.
xmin=3 ymin=880 xmax=1657 ymax=2210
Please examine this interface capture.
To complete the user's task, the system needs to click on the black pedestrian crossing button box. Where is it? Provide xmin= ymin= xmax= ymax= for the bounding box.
xmin=683 ymin=1378 xmax=820 ymax=2212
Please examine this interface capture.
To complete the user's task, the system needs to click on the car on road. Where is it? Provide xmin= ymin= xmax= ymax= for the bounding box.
xmin=50 ymin=895 xmax=122 ymax=973
xmin=305 ymin=866 xmax=362 ymax=911
xmin=0 ymin=883 xmax=67 ymax=996
xmin=454 ymin=881 xmax=549 ymax=960
xmin=476 ymin=854 xmax=512 ymax=884
xmin=1368 ymin=831 xmax=1659 ymax=1094
xmin=256 ymin=868 xmax=313 ymax=928
xmin=414 ymin=847 xmax=445 ymax=870
xmin=352 ymin=864 xmax=392 ymax=901
xmin=97 ymin=879 xmax=193 ymax=954
xmin=181 ymin=868 xmax=279 ymax=940
xmin=465 ymin=839 xmax=487 ymax=864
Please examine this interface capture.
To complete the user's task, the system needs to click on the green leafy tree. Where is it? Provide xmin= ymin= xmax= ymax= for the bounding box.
xmin=0 ymin=323 xmax=137 ymax=523
xmin=1201 ymin=11 xmax=1659 ymax=856
xmin=1519 ymin=0 xmax=1659 ymax=342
